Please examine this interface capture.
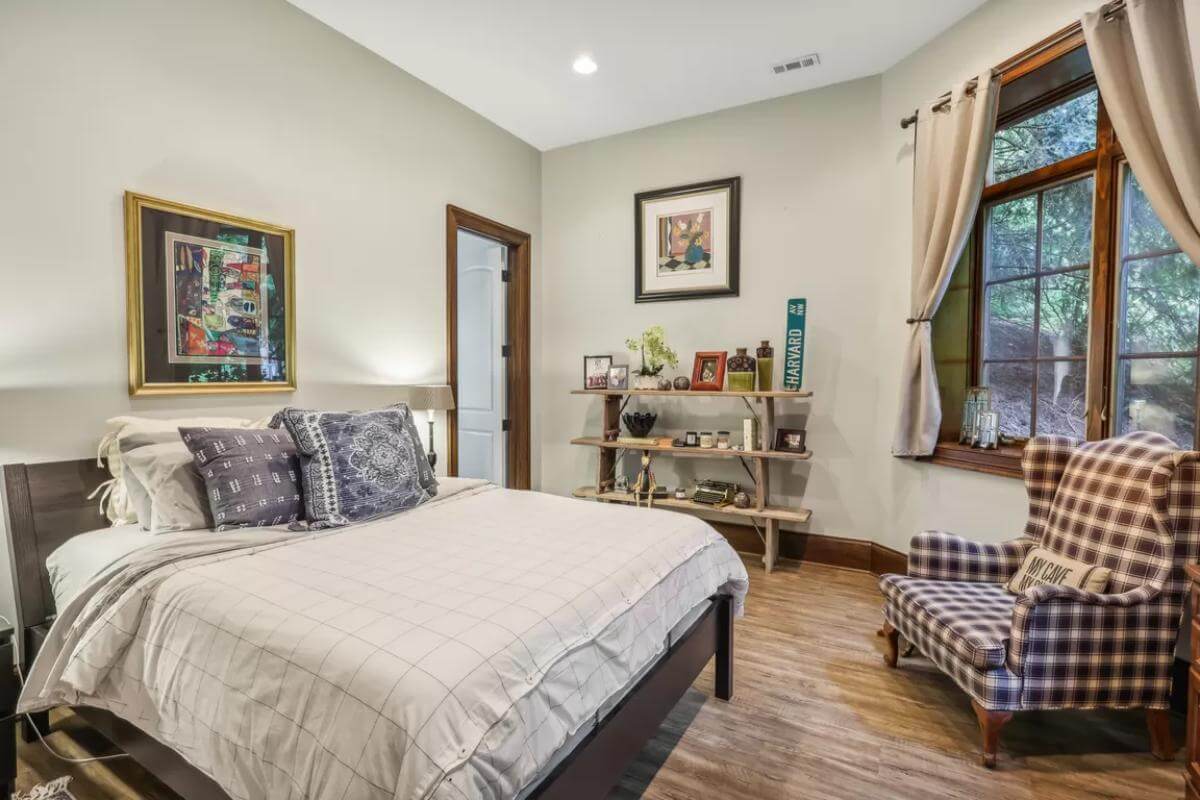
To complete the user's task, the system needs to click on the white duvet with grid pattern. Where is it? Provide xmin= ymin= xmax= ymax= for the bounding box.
xmin=20 ymin=484 xmax=748 ymax=800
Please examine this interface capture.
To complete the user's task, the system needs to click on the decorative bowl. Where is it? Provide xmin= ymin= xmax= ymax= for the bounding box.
xmin=622 ymin=411 xmax=658 ymax=438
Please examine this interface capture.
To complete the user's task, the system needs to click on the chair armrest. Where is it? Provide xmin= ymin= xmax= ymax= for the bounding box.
xmin=1007 ymin=584 xmax=1167 ymax=676
xmin=906 ymin=531 xmax=1034 ymax=583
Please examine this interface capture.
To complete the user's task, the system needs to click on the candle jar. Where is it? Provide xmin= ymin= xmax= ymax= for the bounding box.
xmin=699 ymin=431 xmax=715 ymax=449
xmin=756 ymin=340 xmax=774 ymax=391
xmin=727 ymin=347 xmax=756 ymax=392
xmin=685 ymin=430 xmax=699 ymax=447
xmin=716 ymin=431 xmax=731 ymax=449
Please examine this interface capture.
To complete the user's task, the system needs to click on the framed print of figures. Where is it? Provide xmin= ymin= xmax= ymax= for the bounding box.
xmin=634 ymin=176 xmax=740 ymax=303
xmin=125 ymin=192 xmax=295 ymax=396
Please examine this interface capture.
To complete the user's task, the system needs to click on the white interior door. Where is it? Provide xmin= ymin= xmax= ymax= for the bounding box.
xmin=456 ymin=229 xmax=507 ymax=484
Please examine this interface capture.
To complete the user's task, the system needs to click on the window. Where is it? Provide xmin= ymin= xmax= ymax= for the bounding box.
xmin=930 ymin=36 xmax=1200 ymax=476
xmin=981 ymin=174 xmax=1092 ymax=437
xmin=989 ymin=89 xmax=1098 ymax=184
xmin=1114 ymin=169 xmax=1199 ymax=447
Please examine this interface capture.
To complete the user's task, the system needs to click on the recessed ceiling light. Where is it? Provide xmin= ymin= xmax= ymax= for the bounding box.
xmin=572 ymin=54 xmax=598 ymax=75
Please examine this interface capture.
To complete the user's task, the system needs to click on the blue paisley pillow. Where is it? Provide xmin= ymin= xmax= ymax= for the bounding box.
xmin=273 ymin=404 xmax=437 ymax=528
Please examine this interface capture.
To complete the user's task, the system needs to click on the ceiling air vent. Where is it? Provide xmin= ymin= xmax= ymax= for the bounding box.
xmin=771 ymin=53 xmax=820 ymax=75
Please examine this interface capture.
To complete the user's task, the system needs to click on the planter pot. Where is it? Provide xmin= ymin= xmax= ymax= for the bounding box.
xmin=631 ymin=374 xmax=661 ymax=390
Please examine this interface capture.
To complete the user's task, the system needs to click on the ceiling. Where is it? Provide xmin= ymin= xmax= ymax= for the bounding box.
xmin=288 ymin=0 xmax=988 ymax=151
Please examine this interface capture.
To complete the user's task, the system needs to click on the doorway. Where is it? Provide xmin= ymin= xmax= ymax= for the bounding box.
xmin=445 ymin=205 xmax=531 ymax=489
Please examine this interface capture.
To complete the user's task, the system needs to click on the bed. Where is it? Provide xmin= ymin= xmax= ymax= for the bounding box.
xmin=1 ymin=459 xmax=748 ymax=800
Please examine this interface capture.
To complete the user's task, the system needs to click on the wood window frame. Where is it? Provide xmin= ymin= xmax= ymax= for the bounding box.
xmin=445 ymin=205 xmax=532 ymax=489
xmin=927 ymin=27 xmax=1126 ymax=479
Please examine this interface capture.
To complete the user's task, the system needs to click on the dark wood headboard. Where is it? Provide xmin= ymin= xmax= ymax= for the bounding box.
xmin=1 ymin=459 xmax=110 ymax=660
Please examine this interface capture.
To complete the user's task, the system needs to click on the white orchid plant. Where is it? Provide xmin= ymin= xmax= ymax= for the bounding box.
xmin=625 ymin=325 xmax=679 ymax=377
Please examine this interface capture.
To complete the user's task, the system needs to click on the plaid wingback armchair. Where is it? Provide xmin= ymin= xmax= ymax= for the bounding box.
xmin=879 ymin=432 xmax=1200 ymax=767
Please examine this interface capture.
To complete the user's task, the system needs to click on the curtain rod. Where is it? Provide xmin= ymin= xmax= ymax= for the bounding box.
xmin=897 ymin=0 xmax=1125 ymax=130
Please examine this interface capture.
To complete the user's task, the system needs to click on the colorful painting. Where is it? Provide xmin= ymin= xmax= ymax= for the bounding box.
xmin=125 ymin=191 xmax=295 ymax=396
xmin=166 ymin=232 xmax=269 ymax=365
xmin=657 ymin=208 xmax=713 ymax=274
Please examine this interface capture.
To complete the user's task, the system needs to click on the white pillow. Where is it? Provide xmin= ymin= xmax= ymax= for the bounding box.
xmin=122 ymin=442 xmax=212 ymax=533
xmin=1006 ymin=546 xmax=1111 ymax=594
xmin=96 ymin=415 xmax=272 ymax=524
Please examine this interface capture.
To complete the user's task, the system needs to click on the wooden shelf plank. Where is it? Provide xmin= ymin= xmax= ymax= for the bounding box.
xmin=570 ymin=436 xmax=812 ymax=462
xmin=573 ymin=486 xmax=812 ymax=524
xmin=571 ymin=388 xmax=812 ymax=399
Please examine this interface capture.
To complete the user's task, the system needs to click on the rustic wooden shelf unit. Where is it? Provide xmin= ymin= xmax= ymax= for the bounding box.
xmin=570 ymin=387 xmax=812 ymax=572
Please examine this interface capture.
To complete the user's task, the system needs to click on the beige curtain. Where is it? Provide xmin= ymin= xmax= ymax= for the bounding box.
xmin=893 ymin=73 xmax=999 ymax=456
xmin=1084 ymin=0 xmax=1200 ymax=264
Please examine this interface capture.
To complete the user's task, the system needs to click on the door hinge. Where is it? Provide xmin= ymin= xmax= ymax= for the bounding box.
xmin=501 ymin=270 xmax=512 ymax=282
xmin=501 ymin=344 xmax=512 ymax=358
xmin=502 ymin=419 xmax=511 ymax=432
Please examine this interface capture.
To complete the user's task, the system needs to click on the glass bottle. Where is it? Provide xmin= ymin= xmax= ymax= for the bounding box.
xmin=756 ymin=340 xmax=774 ymax=392
xmin=727 ymin=347 xmax=756 ymax=392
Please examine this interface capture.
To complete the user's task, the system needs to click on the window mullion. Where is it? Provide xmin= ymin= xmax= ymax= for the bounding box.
xmin=1085 ymin=96 xmax=1120 ymax=441
xmin=1031 ymin=189 xmax=1044 ymax=435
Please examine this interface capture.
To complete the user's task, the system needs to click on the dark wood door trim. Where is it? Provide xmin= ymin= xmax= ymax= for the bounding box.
xmin=446 ymin=205 xmax=532 ymax=490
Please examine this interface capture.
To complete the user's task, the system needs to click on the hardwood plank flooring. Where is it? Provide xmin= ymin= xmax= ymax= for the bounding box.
xmin=12 ymin=557 xmax=1185 ymax=799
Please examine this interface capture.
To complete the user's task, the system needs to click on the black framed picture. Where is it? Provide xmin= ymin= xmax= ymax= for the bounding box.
xmin=634 ymin=176 xmax=740 ymax=303
xmin=773 ymin=427 xmax=807 ymax=453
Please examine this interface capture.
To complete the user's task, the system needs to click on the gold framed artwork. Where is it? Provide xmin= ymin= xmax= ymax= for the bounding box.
xmin=124 ymin=191 xmax=296 ymax=396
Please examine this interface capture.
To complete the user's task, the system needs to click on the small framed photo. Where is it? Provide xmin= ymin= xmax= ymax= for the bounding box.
xmin=584 ymin=355 xmax=613 ymax=389
xmin=607 ymin=365 xmax=629 ymax=390
xmin=773 ymin=427 xmax=807 ymax=453
xmin=690 ymin=351 xmax=727 ymax=391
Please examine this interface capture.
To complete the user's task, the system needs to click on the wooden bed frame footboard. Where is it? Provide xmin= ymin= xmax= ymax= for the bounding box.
xmin=1 ymin=458 xmax=735 ymax=800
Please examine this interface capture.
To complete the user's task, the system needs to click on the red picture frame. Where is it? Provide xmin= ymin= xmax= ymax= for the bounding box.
xmin=690 ymin=351 xmax=727 ymax=391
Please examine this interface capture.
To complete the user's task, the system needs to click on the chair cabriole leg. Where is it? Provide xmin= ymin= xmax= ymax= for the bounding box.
xmin=971 ymin=700 xmax=1011 ymax=768
xmin=880 ymin=621 xmax=899 ymax=668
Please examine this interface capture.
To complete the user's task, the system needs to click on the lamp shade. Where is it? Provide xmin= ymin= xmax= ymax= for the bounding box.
xmin=397 ymin=384 xmax=455 ymax=411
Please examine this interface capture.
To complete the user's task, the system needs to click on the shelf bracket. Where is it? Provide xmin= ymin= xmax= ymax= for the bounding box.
xmin=740 ymin=397 xmax=761 ymax=426
xmin=749 ymin=517 xmax=766 ymax=548
xmin=736 ymin=457 xmax=757 ymax=485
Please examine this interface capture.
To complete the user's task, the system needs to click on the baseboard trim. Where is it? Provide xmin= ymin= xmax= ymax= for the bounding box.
xmin=711 ymin=521 xmax=907 ymax=576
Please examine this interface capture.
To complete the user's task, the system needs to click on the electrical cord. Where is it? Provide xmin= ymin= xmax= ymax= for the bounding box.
xmin=0 ymin=614 xmax=129 ymax=765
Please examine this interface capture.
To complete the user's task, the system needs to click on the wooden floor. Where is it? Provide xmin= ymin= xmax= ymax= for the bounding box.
xmin=14 ymin=557 xmax=1186 ymax=799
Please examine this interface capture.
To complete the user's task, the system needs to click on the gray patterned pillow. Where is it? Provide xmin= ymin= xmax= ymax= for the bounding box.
xmin=273 ymin=404 xmax=437 ymax=529
xmin=179 ymin=427 xmax=304 ymax=530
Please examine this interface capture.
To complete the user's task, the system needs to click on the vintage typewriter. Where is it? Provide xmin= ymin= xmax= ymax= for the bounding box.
xmin=691 ymin=480 xmax=738 ymax=506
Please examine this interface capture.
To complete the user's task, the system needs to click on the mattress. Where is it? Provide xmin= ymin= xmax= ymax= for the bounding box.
xmin=45 ymin=477 xmax=490 ymax=611
xmin=22 ymin=483 xmax=748 ymax=800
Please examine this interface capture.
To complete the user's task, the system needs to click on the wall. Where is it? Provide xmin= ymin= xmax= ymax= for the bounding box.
xmin=871 ymin=0 xmax=1102 ymax=552
xmin=540 ymin=78 xmax=886 ymax=545
xmin=0 ymin=0 xmax=541 ymax=626
xmin=540 ymin=0 xmax=1109 ymax=555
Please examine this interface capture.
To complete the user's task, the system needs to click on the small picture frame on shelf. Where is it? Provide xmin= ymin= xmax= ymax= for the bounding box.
xmin=773 ymin=427 xmax=807 ymax=453
xmin=584 ymin=355 xmax=613 ymax=389
xmin=607 ymin=365 xmax=629 ymax=390
xmin=690 ymin=351 xmax=727 ymax=391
